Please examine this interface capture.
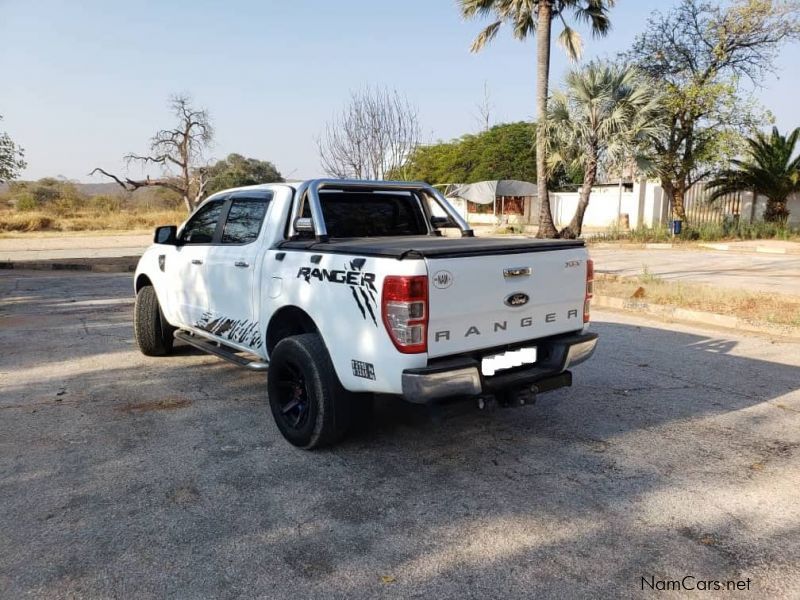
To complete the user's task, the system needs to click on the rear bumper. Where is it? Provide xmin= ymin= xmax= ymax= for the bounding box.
xmin=401 ymin=331 xmax=598 ymax=404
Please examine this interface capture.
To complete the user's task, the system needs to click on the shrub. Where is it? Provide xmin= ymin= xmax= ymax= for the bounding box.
xmin=629 ymin=226 xmax=672 ymax=243
xmin=595 ymin=220 xmax=799 ymax=243
xmin=14 ymin=194 xmax=39 ymax=212
xmin=88 ymin=194 xmax=122 ymax=213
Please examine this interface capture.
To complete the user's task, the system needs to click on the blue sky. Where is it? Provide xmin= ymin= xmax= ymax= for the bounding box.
xmin=2 ymin=0 xmax=798 ymax=182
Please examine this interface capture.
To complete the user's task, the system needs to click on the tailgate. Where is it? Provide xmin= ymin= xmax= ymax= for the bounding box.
xmin=425 ymin=247 xmax=588 ymax=358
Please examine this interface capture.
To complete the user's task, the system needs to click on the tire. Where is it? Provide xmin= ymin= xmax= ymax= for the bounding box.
xmin=267 ymin=333 xmax=351 ymax=449
xmin=134 ymin=285 xmax=175 ymax=356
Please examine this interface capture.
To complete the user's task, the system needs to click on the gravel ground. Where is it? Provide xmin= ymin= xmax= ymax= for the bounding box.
xmin=1 ymin=270 xmax=799 ymax=599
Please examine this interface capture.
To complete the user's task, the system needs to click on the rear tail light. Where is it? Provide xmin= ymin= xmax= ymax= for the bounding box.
xmin=382 ymin=275 xmax=428 ymax=353
xmin=584 ymin=259 xmax=594 ymax=323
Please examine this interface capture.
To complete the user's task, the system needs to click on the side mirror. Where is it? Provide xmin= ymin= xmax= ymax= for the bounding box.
xmin=154 ymin=225 xmax=178 ymax=245
xmin=294 ymin=217 xmax=314 ymax=234
xmin=431 ymin=215 xmax=457 ymax=228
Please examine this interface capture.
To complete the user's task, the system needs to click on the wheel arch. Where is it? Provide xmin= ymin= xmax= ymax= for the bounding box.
xmin=135 ymin=273 xmax=153 ymax=293
xmin=265 ymin=305 xmax=319 ymax=355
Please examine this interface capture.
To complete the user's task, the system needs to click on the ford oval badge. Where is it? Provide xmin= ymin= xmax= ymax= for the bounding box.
xmin=505 ymin=292 xmax=529 ymax=307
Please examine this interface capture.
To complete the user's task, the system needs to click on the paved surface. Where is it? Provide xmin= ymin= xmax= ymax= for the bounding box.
xmin=0 ymin=233 xmax=151 ymax=262
xmin=2 ymin=270 xmax=799 ymax=598
xmin=590 ymin=247 xmax=800 ymax=297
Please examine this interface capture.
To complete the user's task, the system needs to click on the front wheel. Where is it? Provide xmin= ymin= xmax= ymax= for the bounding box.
xmin=134 ymin=285 xmax=175 ymax=356
xmin=267 ymin=333 xmax=351 ymax=449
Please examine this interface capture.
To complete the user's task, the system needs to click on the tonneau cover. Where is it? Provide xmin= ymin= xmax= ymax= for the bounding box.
xmin=277 ymin=236 xmax=584 ymax=259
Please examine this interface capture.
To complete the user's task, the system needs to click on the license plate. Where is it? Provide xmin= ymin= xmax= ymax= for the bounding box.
xmin=481 ymin=346 xmax=537 ymax=376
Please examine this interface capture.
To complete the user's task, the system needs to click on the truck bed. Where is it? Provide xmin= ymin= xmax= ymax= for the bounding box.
xmin=278 ymin=236 xmax=584 ymax=259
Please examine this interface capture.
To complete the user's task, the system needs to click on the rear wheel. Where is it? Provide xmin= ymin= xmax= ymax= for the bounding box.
xmin=134 ymin=285 xmax=175 ymax=356
xmin=267 ymin=333 xmax=351 ymax=449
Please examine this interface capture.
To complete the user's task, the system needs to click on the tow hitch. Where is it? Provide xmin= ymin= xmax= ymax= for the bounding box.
xmin=477 ymin=385 xmax=538 ymax=410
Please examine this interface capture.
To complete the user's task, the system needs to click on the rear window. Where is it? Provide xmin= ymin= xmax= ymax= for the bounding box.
xmin=302 ymin=191 xmax=428 ymax=237
xmin=222 ymin=195 xmax=271 ymax=244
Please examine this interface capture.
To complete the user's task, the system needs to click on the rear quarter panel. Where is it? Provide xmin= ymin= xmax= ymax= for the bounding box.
xmin=261 ymin=249 xmax=429 ymax=394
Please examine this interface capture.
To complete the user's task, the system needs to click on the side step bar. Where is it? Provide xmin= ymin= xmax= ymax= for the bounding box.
xmin=174 ymin=330 xmax=269 ymax=371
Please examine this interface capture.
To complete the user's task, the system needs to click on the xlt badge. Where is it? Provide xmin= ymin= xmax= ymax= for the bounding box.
xmin=505 ymin=292 xmax=530 ymax=307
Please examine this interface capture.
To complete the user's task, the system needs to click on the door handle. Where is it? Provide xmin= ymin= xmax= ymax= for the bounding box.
xmin=191 ymin=259 xmax=203 ymax=265
xmin=234 ymin=260 xmax=249 ymax=268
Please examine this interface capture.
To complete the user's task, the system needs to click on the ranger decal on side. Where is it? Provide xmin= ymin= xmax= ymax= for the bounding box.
xmin=297 ymin=261 xmax=378 ymax=326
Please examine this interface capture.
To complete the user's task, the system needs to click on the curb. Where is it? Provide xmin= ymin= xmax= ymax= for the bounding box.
xmin=588 ymin=241 xmax=798 ymax=254
xmin=588 ymin=242 xmax=677 ymax=250
xmin=698 ymin=243 xmax=792 ymax=255
xmin=0 ymin=257 xmax=139 ymax=273
xmin=593 ymin=294 xmax=800 ymax=339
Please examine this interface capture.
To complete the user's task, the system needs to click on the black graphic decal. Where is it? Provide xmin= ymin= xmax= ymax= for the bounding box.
xmin=358 ymin=287 xmax=377 ymax=324
xmin=194 ymin=312 xmax=263 ymax=349
xmin=296 ymin=259 xmax=378 ymax=327
xmin=350 ymin=286 xmax=367 ymax=320
xmin=349 ymin=260 xmax=378 ymax=326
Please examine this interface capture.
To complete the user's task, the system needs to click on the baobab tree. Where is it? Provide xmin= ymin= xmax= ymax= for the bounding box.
xmin=91 ymin=95 xmax=213 ymax=212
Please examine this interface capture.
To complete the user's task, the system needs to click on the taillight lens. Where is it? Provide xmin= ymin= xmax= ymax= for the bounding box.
xmin=382 ymin=275 xmax=428 ymax=353
xmin=584 ymin=259 xmax=594 ymax=323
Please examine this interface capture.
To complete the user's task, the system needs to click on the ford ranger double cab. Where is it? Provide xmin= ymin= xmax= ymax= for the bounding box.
xmin=134 ymin=179 xmax=597 ymax=448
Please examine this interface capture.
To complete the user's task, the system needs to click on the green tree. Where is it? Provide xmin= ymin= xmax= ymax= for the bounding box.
xmin=627 ymin=0 xmax=800 ymax=222
xmin=707 ymin=127 xmax=800 ymax=223
xmin=0 ymin=115 xmax=27 ymax=182
xmin=393 ymin=122 xmax=541 ymax=184
xmin=547 ymin=62 xmax=666 ymax=238
xmin=459 ymin=0 xmax=616 ymax=238
xmin=205 ymin=153 xmax=283 ymax=195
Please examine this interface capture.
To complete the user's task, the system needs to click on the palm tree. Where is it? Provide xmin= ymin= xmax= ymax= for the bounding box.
xmin=546 ymin=62 xmax=665 ymax=238
xmin=460 ymin=0 xmax=615 ymax=238
xmin=707 ymin=127 xmax=800 ymax=223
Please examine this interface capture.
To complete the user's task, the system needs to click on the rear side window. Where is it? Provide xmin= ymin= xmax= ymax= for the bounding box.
xmin=302 ymin=192 xmax=428 ymax=237
xmin=222 ymin=195 xmax=272 ymax=244
xmin=180 ymin=199 xmax=225 ymax=244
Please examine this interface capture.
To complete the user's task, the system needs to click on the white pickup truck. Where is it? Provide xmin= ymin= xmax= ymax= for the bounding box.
xmin=134 ymin=179 xmax=597 ymax=448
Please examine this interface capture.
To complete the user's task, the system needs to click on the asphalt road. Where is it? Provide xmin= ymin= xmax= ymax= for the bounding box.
xmin=590 ymin=247 xmax=800 ymax=296
xmin=2 ymin=270 xmax=799 ymax=599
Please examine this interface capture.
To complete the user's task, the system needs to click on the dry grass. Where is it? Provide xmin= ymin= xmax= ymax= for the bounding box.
xmin=0 ymin=209 xmax=186 ymax=233
xmin=595 ymin=274 xmax=800 ymax=328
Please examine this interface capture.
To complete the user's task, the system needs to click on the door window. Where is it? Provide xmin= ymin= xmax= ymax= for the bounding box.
xmin=221 ymin=195 xmax=272 ymax=244
xmin=180 ymin=199 xmax=225 ymax=243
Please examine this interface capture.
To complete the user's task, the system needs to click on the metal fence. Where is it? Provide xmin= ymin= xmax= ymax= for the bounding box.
xmin=683 ymin=183 xmax=743 ymax=224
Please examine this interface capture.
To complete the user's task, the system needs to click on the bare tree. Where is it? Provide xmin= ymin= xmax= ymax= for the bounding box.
xmin=91 ymin=95 xmax=213 ymax=212
xmin=318 ymin=87 xmax=421 ymax=180
xmin=474 ymin=81 xmax=493 ymax=132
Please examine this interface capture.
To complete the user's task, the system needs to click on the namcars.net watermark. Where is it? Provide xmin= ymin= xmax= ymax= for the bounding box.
xmin=642 ymin=575 xmax=752 ymax=592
